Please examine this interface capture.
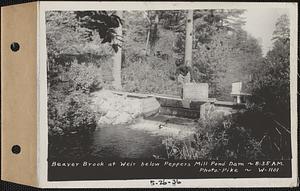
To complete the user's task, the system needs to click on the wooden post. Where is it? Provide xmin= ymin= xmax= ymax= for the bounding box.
xmin=200 ymin=103 xmax=206 ymax=120
xmin=155 ymin=13 xmax=159 ymax=25
xmin=113 ymin=10 xmax=122 ymax=90
xmin=236 ymin=95 xmax=241 ymax=104
xmin=185 ymin=10 xmax=193 ymax=68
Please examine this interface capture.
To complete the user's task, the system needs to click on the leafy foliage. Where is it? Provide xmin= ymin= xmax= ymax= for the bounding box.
xmin=272 ymin=14 xmax=290 ymax=42
xmin=48 ymin=90 xmax=97 ymax=136
xmin=75 ymin=11 xmax=122 ymax=50
xmin=249 ymin=14 xmax=290 ymax=126
xmin=48 ymin=60 xmax=105 ymax=136
xmin=122 ymin=57 xmax=180 ymax=95
xmin=193 ymin=9 xmax=246 ymax=44
xmin=191 ymin=30 xmax=263 ymax=99
xmin=66 ymin=61 xmax=104 ymax=93
xmin=121 ymin=11 xmax=180 ymax=95
xmin=169 ymin=9 xmax=262 ymax=99
xmin=163 ymin=111 xmax=265 ymax=160
xmin=46 ymin=11 xmax=121 ymax=137
xmin=122 ymin=11 xmax=149 ymax=65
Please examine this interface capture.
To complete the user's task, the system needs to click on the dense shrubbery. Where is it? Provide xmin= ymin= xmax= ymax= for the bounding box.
xmin=66 ymin=61 xmax=104 ymax=93
xmin=122 ymin=57 xmax=180 ymax=95
xmin=122 ymin=11 xmax=180 ymax=95
xmin=48 ymin=61 xmax=104 ymax=136
xmin=163 ymin=111 xmax=265 ymax=160
xmin=47 ymin=11 xmax=120 ymax=137
xmin=249 ymin=14 xmax=290 ymax=127
xmin=48 ymin=91 xmax=97 ymax=136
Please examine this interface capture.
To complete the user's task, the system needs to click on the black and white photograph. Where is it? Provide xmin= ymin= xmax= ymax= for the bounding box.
xmin=43 ymin=2 xmax=296 ymax=185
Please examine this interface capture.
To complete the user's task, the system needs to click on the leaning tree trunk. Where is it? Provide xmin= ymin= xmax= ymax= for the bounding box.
xmin=184 ymin=10 xmax=193 ymax=68
xmin=112 ymin=11 xmax=123 ymax=90
xmin=145 ymin=30 xmax=150 ymax=56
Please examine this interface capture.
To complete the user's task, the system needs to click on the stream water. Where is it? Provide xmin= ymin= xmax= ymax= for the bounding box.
xmin=49 ymin=115 xmax=197 ymax=160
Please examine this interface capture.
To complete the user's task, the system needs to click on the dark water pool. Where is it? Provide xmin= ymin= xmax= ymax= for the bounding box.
xmin=49 ymin=125 xmax=168 ymax=160
xmin=91 ymin=126 xmax=168 ymax=158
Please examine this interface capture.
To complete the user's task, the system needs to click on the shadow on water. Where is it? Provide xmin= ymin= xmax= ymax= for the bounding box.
xmin=48 ymin=113 xmax=201 ymax=161
xmin=49 ymin=125 xmax=169 ymax=160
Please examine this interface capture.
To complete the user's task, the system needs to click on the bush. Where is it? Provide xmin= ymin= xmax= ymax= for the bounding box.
xmin=65 ymin=60 xmax=104 ymax=93
xmin=48 ymin=60 xmax=103 ymax=136
xmin=249 ymin=41 xmax=290 ymax=127
xmin=248 ymin=15 xmax=290 ymax=127
xmin=48 ymin=90 xmax=97 ymax=136
xmin=122 ymin=57 xmax=181 ymax=95
xmin=163 ymin=110 xmax=265 ymax=160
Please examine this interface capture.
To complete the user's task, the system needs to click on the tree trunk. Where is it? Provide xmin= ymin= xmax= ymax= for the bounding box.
xmin=150 ymin=13 xmax=159 ymax=54
xmin=145 ymin=30 xmax=150 ymax=56
xmin=185 ymin=10 xmax=193 ymax=68
xmin=112 ymin=11 xmax=122 ymax=90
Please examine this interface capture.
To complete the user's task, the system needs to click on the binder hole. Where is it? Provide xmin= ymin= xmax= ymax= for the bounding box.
xmin=11 ymin=145 xmax=21 ymax=154
xmin=10 ymin=42 xmax=20 ymax=52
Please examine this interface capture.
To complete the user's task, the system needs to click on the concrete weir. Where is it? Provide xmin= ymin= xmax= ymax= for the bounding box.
xmin=156 ymin=96 xmax=213 ymax=119
xmin=156 ymin=97 xmax=242 ymax=119
xmin=111 ymin=90 xmax=242 ymax=120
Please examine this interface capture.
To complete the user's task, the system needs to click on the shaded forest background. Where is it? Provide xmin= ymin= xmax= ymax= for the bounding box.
xmin=46 ymin=10 xmax=289 ymax=98
xmin=46 ymin=10 xmax=265 ymax=99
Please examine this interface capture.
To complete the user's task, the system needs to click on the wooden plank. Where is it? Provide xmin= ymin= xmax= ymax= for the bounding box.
xmin=111 ymin=90 xmax=151 ymax=98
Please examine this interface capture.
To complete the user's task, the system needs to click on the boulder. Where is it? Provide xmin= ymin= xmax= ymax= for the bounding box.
xmin=105 ymin=110 xmax=120 ymax=119
xmin=141 ymin=97 xmax=160 ymax=117
xmin=91 ymin=90 xmax=143 ymax=125
xmin=98 ymin=116 xmax=112 ymax=125
xmin=113 ymin=112 xmax=132 ymax=125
